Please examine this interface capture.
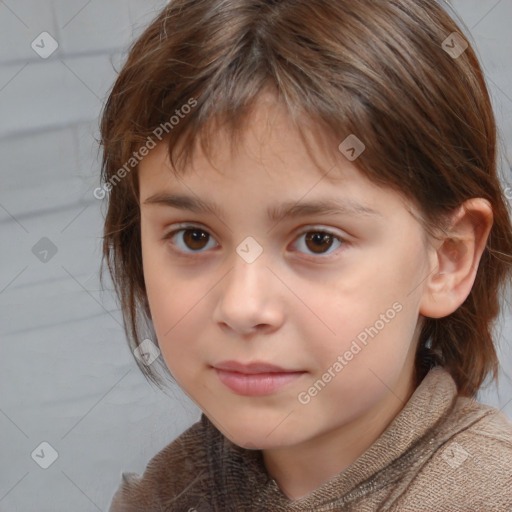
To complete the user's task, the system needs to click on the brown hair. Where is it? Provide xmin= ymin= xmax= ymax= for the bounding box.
xmin=99 ymin=0 xmax=512 ymax=397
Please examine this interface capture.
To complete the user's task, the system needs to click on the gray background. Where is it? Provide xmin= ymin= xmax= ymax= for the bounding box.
xmin=1 ymin=1 xmax=511 ymax=511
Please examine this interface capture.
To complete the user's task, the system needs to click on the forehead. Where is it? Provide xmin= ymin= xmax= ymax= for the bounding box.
xmin=138 ymin=94 xmax=360 ymax=188
xmin=136 ymin=93 xmax=421 ymax=229
xmin=137 ymin=136 xmax=373 ymax=221
xmin=138 ymin=149 xmax=414 ymax=240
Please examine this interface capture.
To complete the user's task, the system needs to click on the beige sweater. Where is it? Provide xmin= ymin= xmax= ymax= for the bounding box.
xmin=109 ymin=367 xmax=512 ymax=511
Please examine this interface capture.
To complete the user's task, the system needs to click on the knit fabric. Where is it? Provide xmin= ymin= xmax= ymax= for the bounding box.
xmin=109 ymin=366 xmax=512 ymax=511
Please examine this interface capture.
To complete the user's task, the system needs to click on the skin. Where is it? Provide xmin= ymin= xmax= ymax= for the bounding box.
xmin=138 ymin=92 xmax=493 ymax=500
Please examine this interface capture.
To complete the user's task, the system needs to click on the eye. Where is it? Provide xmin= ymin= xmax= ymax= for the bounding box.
xmin=163 ymin=224 xmax=219 ymax=254
xmin=162 ymin=224 xmax=346 ymax=258
xmin=292 ymin=227 xmax=344 ymax=258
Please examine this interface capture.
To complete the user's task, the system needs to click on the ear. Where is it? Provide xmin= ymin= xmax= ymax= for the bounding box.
xmin=419 ymin=198 xmax=493 ymax=319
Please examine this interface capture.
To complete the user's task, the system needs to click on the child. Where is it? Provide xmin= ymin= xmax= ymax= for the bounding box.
xmin=100 ymin=0 xmax=512 ymax=510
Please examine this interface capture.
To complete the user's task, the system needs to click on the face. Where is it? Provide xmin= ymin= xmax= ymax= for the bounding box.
xmin=138 ymin=93 xmax=433 ymax=451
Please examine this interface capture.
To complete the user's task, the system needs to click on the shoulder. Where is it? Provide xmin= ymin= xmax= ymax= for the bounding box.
xmin=441 ymin=396 xmax=512 ymax=468
xmin=394 ymin=399 xmax=512 ymax=511
xmin=108 ymin=415 xmax=212 ymax=512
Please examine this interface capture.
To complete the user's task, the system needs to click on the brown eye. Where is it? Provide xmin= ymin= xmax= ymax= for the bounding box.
xmin=182 ymin=229 xmax=209 ymax=250
xmin=293 ymin=229 xmax=344 ymax=257
xmin=164 ymin=225 xmax=345 ymax=258
xmin=304 ymin=232 xmax=336 ymax=254
xmin=165 ymin=227 xmax=218 ymax=253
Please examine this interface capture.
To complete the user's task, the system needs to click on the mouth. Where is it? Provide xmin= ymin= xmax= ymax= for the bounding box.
xmin=212 ymin=361 xmax=306 ymax=396
xmin=213 ymin=360 xmax=303 ymax=374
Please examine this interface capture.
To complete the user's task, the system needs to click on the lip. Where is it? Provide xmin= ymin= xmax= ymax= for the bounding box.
xmin=213 ymin=360 xmax=301 ymax=374
xmin=212 ymin=361 xmax=306 ymax=396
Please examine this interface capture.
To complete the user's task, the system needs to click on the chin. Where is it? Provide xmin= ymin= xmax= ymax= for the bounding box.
xmin=229 ymin=434 xmax=291 ymax=451
xmin=218 ymin=420 xmax=302 ymax=451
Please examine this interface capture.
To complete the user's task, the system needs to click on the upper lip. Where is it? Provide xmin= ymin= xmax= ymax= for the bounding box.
xmin=213 ymin=360 xmax=303 ymax=374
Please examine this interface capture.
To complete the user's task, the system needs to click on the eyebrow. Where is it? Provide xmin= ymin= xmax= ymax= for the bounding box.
xmin=142 ymin=192 xmax=382 ymax=224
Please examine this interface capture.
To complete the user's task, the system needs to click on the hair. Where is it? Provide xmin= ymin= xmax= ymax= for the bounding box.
xmin=99 ymin=0 xmax=512 ymax=398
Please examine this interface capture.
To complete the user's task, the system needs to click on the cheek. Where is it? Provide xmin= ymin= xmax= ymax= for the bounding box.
xmin=303 ymin=247 xmax=423 ymax=373
xmin=141 ymin=244 xmax=209 ymax=370
xmin=144 ymin=271 xmax=197 ymax=345
xmin=141 ymin=237 xmax=181 ymax=344
xmin=144 ymin=277 xmax=206 ymax=383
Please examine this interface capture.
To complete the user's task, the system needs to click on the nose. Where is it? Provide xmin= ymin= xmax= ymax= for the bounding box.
xmin=212 ymin=249 xmax=285 ymax=335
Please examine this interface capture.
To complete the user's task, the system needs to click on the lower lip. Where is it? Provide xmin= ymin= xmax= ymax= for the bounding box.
xmin=214 ymin=369 xmax=305 ymax=396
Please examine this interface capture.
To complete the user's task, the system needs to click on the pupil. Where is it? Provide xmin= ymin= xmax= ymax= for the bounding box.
xmin=306 ymin=232 xmax=332 ymax=254
xmin=185 ymin=229 xmax=208 ymax=250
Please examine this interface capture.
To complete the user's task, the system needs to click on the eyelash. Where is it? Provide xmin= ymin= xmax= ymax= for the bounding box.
xmin=162 ymin=223 xmax=347 ymax=260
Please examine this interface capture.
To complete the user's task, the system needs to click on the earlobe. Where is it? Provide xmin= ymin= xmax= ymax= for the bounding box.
xmin=419 ymin=198 xmax=493 ymax=319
